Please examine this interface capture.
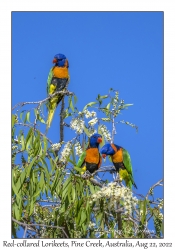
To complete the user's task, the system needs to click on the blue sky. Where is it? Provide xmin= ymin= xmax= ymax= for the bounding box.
xmin=12 ymin=11 xmax=163 ymax=235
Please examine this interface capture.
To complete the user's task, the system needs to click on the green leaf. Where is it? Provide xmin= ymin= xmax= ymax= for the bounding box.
xmin=20 ymin=110 xmax=26 ymax=122
xmin=76 ymin=151 xmax=86 ymax=168
xmin=69 ymin=97 xmax=74 ymax=112
xmin=16 ymin=169 xmax=26 ymax=193
xmin=39 ymin=171 xmax=45 ymax=191
xmin=83 ymin=125 xmax=91 ymax=137
xmin=51 ymin=169 xmax=60 ymax=193
xmin=26 ymin=156 xmax=37 ymax=177
xmin=101 ymin=118 xmax=111 ymax=122
xmin=106 ymin=103 xmax=110 ymax=110
xmin=38 ymin=117 xmax=46 ymax=124
xmin=83 ymin=102 xmax=97 ymax=111
xmin=29 ymin=199 xmax=34 ymax=216
xmin=100 ymin=95 xmax=108 ymax=99
xmin=12 ymin=170 xmax=22 ymax=199
xmin=12 ymin=114 xmax=16 ymax=128
xmin=72 ymin=187 xmax=76 ymax=202
xmin=80 ymin=210 xmax=86 ymax=226
xmin=122 ymin=104 xmax=133 ymax=109
xmin=43 ymin=135 xmax=48 ymax=157
xmin=24 ymin=111 xmax=31 ymax=124
xmin=74 ymin=95 xmax=78 ymax=105
xmin=74 ymin=166 xmax=83 ymax=173
xmin=21 ymin=134 xmax=25 ymax=150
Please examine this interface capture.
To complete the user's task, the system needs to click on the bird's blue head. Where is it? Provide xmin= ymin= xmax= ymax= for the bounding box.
xmin=89 ymin=133 xmax=102 ymax=148
xmin=100 ymin=144 xmax=115 ymax=158
xmin=52 ymin=53 xmax=69 ymax=68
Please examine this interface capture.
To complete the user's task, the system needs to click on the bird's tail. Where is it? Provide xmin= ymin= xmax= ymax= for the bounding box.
xmin=45 ymin=94 xmax=63 ymax=133
xmin=46 ymin=109 xmax=56 ymax=133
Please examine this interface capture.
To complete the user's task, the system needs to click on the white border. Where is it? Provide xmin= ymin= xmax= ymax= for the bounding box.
xmin=1 ymin=0 xmax=175 ymax=248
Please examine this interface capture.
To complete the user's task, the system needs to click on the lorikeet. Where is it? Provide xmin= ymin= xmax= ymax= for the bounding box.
xmin=77 ymin=134 xmax=103 ymax=174
xmin=100 ymin=143 xmax=137 ymax=189
xmin=46 ymin=53 xmax=70 ymax=131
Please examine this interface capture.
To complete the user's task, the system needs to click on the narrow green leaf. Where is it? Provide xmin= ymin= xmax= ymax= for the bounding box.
xmin=12 ymin=114 xmax=16 ymax=128
xmin=20 ymin=110 xmax=26 ymax=122
xmin=26 ymin=156 xmax=37 ymax=177
xmin=69 ymin=97 xmax=74 ymax=112
xmin=83 ymin=102 xmax=97 ymax=111
xmin=106 ymin=103 xmax=110 ymax=110
xmin=101 ymin=118 xmax=111 ymax=122
xmin=74 ymin=166 xmax=83 ymax=173
xmin=83 ymin=125 xmax=91 ymax=137
xmin=21 ymin=134 xmax=25 ymax=150
xmin=74 ymin=95 xmax=78 ymax=105
xmin=43 ymin=135 xmax=48 ymax=157
xmin=12 ymin=170 xmax=21 ymax=199
xmin=29 ymin=199 xmax=34 ymax=216
xmin=100 ymin=95 xmax=108 ymax=99
xmin=80 ymin=210 xmax=86 ymax=226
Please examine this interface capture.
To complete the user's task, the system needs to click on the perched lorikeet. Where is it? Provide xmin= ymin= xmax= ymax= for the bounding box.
xmin=100 ymin=143 xmax=137 ymax=189
xmin=77 ymin=134 xmax=103 ymax=174
xmin=46 ymin=53 xmax=70 ymax=131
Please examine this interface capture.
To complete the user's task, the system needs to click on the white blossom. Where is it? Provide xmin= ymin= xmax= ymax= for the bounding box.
xmin=51 ymin=142 xmax=62 ymax=151
xmin=88 ymin=117 xmax=98 ymax=126
xmin=99 ymin=124 xmax=111 ymax=141
xmin=84 ymin=109 xmax=97 ymax=118
xmin=90 ymin=182 xmax=138 ymax=215
xmin=74 ymin=142 xmax=83 ymax=156
xmin=70 ymin=118 xmax=84 ymax=134
xmin=60 ymin=141 xmax=72 ymax=163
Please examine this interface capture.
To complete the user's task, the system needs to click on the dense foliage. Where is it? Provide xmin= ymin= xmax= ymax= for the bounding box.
xmin=12 ymin=89 xmax=163 ymax=238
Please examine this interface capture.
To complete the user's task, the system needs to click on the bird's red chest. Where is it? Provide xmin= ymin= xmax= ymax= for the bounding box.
xmin=85 ymin=148 xmax=99 ymax=164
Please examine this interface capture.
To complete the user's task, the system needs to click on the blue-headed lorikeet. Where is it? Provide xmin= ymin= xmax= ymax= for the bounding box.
xmin=77 ymin=134 xmax=103 ymax=174
xmin=100 ymin=143 xmax=137 ymax=189
xmin=46 ymin=53 xmax=70 ymax=131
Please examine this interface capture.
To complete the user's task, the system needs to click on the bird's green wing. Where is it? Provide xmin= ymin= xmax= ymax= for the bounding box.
xmin=122 ymin=149 xmax=133 ymax=175
xmin=123 ymin=149 xmax=137 ymax=188
xmin=76 ymin=151 xmax=87 ymax=168
xmin=47 ymin=67 xmax=54 ymax=95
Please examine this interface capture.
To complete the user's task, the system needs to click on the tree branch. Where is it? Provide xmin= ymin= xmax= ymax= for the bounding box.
xmin=12 ymin=90 xmax=74 ymax=110
xmin=12 ymin=217 xmax=69 ymax=238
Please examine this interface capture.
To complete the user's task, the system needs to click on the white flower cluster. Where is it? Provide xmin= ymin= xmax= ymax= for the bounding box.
xmin=51 ymin=143 xmax=62 ymax=151
xmin=84 ymin=109 xmax=97 ymax=119
xmin=157 ymin=212 xmax=163 ymax=221
xmin=112 ymin=91 xmax=119 ymax=108
xmin=12 ymin=145 xmax=18 ymax=151
xmin=88 ymin=221 xmax=96 ymax=229
xmin=99 ymin=124 xmax=111 ymax=141
xmin=90 ymin=182 xmax=138 ymax=214
xmin=88 ymin=117 xmax=98 ymax=126
xmin=157 ymin=198 xmax=163 ymax=210
xmin=60 ymin=141 xmax=72 ymax=163
xmin=74 ymin=142 xmax=83 ymax=156
xmin=70 ymin=118 xmax=84 ymax=134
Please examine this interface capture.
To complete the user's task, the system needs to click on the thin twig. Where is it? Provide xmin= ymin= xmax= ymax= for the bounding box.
xmin=12 ymin=217 xmax=68 ymax=238
xmin=12 ymin=90 xmax=74 ymax=110
xmin=16 ymin=123 xmax=53 ymax=144
xmin=146 ymin=179 xmax=163 ymax=199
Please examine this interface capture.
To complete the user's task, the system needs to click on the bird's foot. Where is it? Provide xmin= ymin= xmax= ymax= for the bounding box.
xmin=81 ymin=170 xmax=92 ymax=179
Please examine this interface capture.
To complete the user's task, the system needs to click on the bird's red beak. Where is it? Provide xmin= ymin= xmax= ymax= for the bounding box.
xmin=52 ymin=58 xmax=57 ymax=63
xmin=102 ymin=154 xmax=106 ymax=159
xmin=97 ymin=137 xmax=102 ymax=143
